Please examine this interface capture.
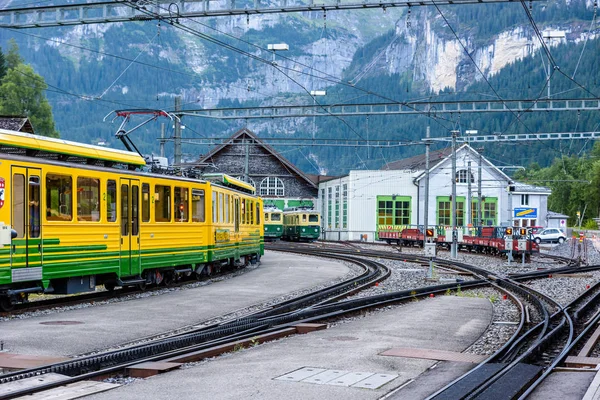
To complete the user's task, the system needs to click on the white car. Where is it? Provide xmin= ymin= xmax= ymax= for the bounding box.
xmin=533 ymin=228 xmax=567 ymax=244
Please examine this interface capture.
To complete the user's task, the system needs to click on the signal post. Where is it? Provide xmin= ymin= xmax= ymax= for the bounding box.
xmin=505 ymin=227 xmax=514 ymax=265
xmin=424 ymin=228 xmax=436 ymax=279
xmin=517 ymin=228 xmax=529 ymax=265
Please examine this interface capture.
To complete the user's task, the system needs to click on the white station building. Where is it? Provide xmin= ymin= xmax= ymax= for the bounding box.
xmin=317 ymin=144 xmax=551 ymax=242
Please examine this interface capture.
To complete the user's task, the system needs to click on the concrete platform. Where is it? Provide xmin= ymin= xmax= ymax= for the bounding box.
xmin=0 ymin=251 xmax=349 ymax=358
xmin=85 ymin=295 xmax=493 ymax=400
xmin=529 ymin=371 xmax=596 ymax=400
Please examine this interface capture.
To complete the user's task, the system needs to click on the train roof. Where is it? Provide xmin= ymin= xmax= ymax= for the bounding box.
xmin=0 ymin=128 xmax=146 ymax=168
xmin=203 ymin=173 xmax=256 ymax=194
xmin=283 ymin=207 xmax=318 ymax=213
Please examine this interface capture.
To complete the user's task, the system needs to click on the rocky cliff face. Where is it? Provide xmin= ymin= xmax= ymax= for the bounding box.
xmin=367 ymin=13 xmax=589 ymax=93
xmin=29 ymin=2 xmax=594 ymax=104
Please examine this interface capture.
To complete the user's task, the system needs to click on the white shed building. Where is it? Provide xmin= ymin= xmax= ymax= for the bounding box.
xmin=317 ymin=144 xmax=551 ymax=242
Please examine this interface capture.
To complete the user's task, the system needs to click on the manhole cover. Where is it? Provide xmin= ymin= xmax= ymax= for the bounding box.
xmin=324 ymin=336 xmax=359 ymax=342
xmin=40 ymin=321 xmax=84 ymax=325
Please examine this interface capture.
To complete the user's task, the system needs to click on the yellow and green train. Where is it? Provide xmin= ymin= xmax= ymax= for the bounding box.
xmin=263 ymin=207 xmax=283 ymax=241
xmin=282 ymin=208 xmax=321 ymax=242
xmin=0 ymin=128 xmax=264 ymax=311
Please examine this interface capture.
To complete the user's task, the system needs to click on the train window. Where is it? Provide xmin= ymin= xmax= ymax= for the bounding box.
xmin=309 ymin=214 xmax=319 ymax=223
xmin=271 ymin=213 xmax=280 ymax=222
xmin=212 ymin=192 xmax=217 ymax=223
xmin=234 ymin=198 xmax=240 ymax=232
xmin=249 ymin=201 xmax=253 ymax=224
xmin=155 ymin=185 xmax=171 ymax=222
xmin=218 ymin=192 xmax=224 ymax=223
xmin=225 ymin=194 xmax=230 ymax=223
xmin=107 ymin=180 xmax=116 ymax=222
xmin=302 ymin=214 xmax=307 ymax=223
xmin=248 ymin=200 xmax=251 ymax=224
xmin=174 ymin=187 xmax=189 ymax=222
xmin=77 ymin=177 xmax=100 ymax=222
xmin=192 ymin=189 xmax=205 ymax=222
xmin=142 ymin=184 xmax=150 ymax=222
xmin=132 ymin=185 xmax=139 ymax=236
xmin=121 ymin=184 xmax=129 ymax=236
xmin=264 ymin=213 xmax=269 ymax=222
xmin=46 ymin=174 xmax=72 ymax=221
xmin=241 ymin=199 xmax=246 ymax=224
xmin=256 ymin=203 xmax=260 ymax=225
xmin=29 ymin=176 xmax=41 ymax=238
xmin=12 ymin=174 xmax=25 ymax=238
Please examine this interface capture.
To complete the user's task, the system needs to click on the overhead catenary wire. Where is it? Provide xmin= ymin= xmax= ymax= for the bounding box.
xmin=121 ymin=1 xmax=456 ymax=132
xmin=5 ymin=28 xmax=300 ymax=109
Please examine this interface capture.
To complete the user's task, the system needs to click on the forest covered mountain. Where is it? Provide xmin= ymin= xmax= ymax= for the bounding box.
xmin=0 ymin=0 xmax=599 ymax=176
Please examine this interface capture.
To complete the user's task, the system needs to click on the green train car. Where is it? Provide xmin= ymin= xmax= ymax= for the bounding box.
xmin=264 ymin=207 xmax=283 ymax=241
xmin=282 ymin=208 xmax=321 ymax=242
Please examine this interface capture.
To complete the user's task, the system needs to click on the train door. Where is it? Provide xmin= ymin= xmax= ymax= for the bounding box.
xmin=11 ymin=166 xmax=42 ymax=277
xmin=119 ymin=178 xmax=140 ymax=277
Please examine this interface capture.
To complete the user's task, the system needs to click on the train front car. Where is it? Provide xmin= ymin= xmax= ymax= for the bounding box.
xmin=0 ymin=129 xmax=265 ymax=311
xmin=0 ymin=128 xmax=149 ymax=311
xmin=263 ymin=207 xmax=283 ymax=241
xmin=282 ymin=208 xmax=321 ymax=242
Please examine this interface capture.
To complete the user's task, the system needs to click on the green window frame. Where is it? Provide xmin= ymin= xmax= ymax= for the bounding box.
xmin=342 ymin=184 xmax=348 ymax=229
xmin=436 ymin=196 xmax=465 ymax=227
xmin=471 ymin=197 xmax=498 ymax=226
xmin=327 ymin=187 xmax=332 ymax=229
xmin=335 ymin=186 xmax=340 ymax=228
xmin=377 ymin=196 xmax=411 ymax=227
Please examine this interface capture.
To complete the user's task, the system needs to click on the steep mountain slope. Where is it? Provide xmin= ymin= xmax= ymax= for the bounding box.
xmin=1 ymin=0 xmax=598 ymax=175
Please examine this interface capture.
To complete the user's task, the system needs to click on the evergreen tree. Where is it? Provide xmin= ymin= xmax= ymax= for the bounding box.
xmin=5 ymin=39 xmax=23 ymax=69
xmin=0 ymin=41 xmax=59 ymax=138
xmin=0 ymin=47 xmax=6 ymax=81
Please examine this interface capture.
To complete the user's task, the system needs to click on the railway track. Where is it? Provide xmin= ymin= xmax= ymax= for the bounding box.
xmin=0 ymin=242 xmax=594 ymax=399
xmin=0 ymin=245 xmax=493 ymax=398
xmin=275 ymin=242 xmax=600 ymax=399
xmin=0 ymin=263 xmax=251 ymax=316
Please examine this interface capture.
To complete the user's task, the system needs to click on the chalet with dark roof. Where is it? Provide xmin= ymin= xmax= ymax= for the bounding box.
xmin=194 ymin=128 xmax=318 ymax=210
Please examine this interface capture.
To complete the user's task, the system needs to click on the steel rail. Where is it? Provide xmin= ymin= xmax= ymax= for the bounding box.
xmin=0 ymin=252 xmax=477 ymax=399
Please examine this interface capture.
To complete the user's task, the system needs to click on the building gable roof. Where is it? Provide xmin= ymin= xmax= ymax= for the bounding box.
xmin=381 ymin=147 xmax=453 ymax=172
xmin=196 ymin=128 xmax=317 ymax=188
xmin=0 ymin=116 xmax=34 ymax=133
xmin=400 ymin=144 xmax=511 ymax=183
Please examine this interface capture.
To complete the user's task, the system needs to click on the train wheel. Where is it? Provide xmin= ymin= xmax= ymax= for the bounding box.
xmin=104 ymin=281 xmax=116 ymax=292
xmin=137 ymin=282 xmax=147 ymax=291
xmin=162 ymin=272 xmax=174 ymax=287
xmin=0 ymin=296 xmax=15 ymax=312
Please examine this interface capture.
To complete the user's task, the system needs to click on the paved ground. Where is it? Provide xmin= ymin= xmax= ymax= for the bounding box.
xmin=0 ymin=251 xmax=349 ymax=357
xmin=8 ymin=250 xmax=588 ymax=399
xmin=530 ymin=371 xmax=596 ymax=400
xmin=87 ymin=295 xmax=492 ymax=400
